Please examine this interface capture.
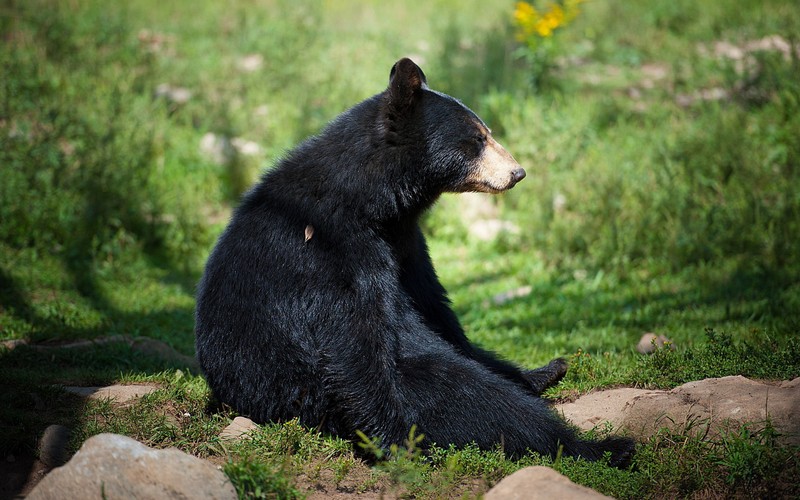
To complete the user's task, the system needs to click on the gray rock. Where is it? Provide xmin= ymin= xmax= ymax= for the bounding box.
xmin=485 ymin=466 xmax=612 ymax=500
xmin=237 ymin=54 xmax=264 ymax=72
xmin=558 ymin=387 xmax=656 ymax=432
xmin=38 ymin=425 xmax=70 ymax=468
xmin=491 ymin=286 xmax=533 ymax=306
xmin=558 ymin=376 xmax=800 ymax=445
xmin=636 ymin=332 xmax=674 ymax=354
xmin=199 ymin=133 xmax=262 ymax=166
xmin=0 ymin=339 xmax=28 ymax=350
xmin=220 ymin=416 xmax=258 ymax=441
xmin=62 ymin=384 xmax=159 ymax=403
xmin=154 ymin=83 xmax=192 ymax=104
xmin=130 ymin=337 xmax=199 ymax=370
xmin=29 ymin=336 xmax=198 ymax=370
xmin=27 ymin=433 xmax=236 ymax=500
xmin=31 ymin=335 xmax=129 ymax=350
xmin=458 ymin=192 xmax=520 ymax=241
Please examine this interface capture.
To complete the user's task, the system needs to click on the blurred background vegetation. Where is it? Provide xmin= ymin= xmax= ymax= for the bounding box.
xmin=2 ymin=1 xmax=799 ymax=497
xmin=2 ymin=0 xmax=798 ymax=352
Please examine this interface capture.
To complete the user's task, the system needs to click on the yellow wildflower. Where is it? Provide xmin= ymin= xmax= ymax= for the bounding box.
xmin=513 ymin=1 xmax=538 ymax=25
xmin=513 ymin=1 xmax=585 ymax=42
xmin=513 ymin=1 xmax=539 ymax=41
xmin=535 ymin=4 xmax=564 ymax=37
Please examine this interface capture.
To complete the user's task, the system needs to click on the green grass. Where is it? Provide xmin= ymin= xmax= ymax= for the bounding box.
xmin=2 ymin=0 xmax=800 ymax=498
xmin=224 ymin=459 xmax=304 ymax=500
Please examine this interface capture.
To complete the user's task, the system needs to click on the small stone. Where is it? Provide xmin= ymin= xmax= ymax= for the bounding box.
xmin=468 ymin=219 xmax=520 ymax=241
xmin=200 ymin=133 xmax=238 ymax=166
xmin=485 ymin=466 xmax=612 ymax=500
xmin=237 ymin=54 xmax=264 ymax=72
xmin=130 ymin=337 xmax=199 ymax=370
xmin=199 ymin=134 xmax=262 ymax=166
xmin=636 ymin=333 xmax=674 ymax=354
xmin=38 ymin=425 xmax=70 ymax=468
xmin=459 ymin=192 xmax=520 ymax=241
xmin=552 ymin=192 xmax=567 ymax=213
xmin=154 ymin=83 xmax=192 ymax=104
xmin=0 ymin=339 xmax=28 ymax=351
xmin=220 ymin=416 xmax=258 ymax=441
xmin=491 ymin=286 xmax=533 ymax=306
xmin=230 ymin=137 xmax=262 ymax=156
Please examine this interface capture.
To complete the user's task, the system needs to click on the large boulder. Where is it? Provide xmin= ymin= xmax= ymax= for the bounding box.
xmin=559 ymin=376 xmax=800 ymax=444
xmin=26 ymin=433 xmax=236 ymax=500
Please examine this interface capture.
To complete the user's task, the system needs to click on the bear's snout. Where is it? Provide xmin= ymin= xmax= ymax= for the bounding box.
xmin=458 ymin=137 xmax=525 ymax=194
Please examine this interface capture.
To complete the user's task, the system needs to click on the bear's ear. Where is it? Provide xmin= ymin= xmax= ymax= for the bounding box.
xmin=387 ymin=58 xmax=427 ymax=112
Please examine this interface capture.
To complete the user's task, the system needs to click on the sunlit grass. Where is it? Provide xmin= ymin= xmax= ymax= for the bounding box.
xmin=2 ymin=0 xmax=799 ymax=497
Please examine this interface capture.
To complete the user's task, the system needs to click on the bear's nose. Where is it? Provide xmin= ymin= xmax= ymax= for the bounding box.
xmin=511 ymin=167 xmax=526 ymax=183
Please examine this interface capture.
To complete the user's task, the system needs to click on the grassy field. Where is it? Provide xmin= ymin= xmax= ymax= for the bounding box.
xmin=2 ymin=0 xmax=799 ymax=497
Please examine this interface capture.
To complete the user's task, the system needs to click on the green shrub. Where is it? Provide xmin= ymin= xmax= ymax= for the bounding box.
xmin=638 ymin=329 xmax=800 ymax=386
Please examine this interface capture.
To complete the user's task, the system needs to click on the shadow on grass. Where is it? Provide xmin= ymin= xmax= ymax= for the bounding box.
xmin=0 ymin=12 xmax=206 ymax=488
xmin=448 ymin=258 xmax=799 ymax=354
xmin=0 ymin=318 xmax=199 ymax=499
xmin=0 ymin=242 xmax=201 ymax=498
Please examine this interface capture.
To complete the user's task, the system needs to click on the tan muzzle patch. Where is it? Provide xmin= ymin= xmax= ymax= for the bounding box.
xmin=459 ymin=137 xmax=526 ymax=194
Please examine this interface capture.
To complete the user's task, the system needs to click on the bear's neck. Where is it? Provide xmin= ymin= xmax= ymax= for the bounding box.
xmin=260 ymin=95 xmax=441 ymax=223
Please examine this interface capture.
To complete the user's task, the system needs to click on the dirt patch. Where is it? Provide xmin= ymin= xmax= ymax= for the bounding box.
xmin=0 ymin=450 xmax=49 ymax=499
xmin=296 ymin=460 xmax=388 ymax=500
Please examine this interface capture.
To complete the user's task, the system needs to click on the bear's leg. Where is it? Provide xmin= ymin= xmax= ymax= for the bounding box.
xmin=522 ymin=357 xmax=569 ymax=395
xmin=395 ymin=351 xmax=634 ymax=467
xmin=399 ymin=230 xmax=569 ymax=396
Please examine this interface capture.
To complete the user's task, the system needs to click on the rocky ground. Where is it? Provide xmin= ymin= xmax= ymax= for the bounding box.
xmin=3 ymin=337 xmax=799 ymax=499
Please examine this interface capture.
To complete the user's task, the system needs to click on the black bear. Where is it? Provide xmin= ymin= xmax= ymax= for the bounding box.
xmin=195 ymin=58 xmax=634 ymax=467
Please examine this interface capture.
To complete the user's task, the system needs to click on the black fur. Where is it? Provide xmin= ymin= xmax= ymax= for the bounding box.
xmin=195 ymin=58 xmax=635 ymax=467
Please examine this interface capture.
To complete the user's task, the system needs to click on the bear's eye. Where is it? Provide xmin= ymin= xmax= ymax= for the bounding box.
xmin=462 ymin=134 xmax=487 ymax=156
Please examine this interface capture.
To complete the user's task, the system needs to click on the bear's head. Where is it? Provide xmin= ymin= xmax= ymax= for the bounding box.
xmin=383 ymin=58 xmax=526 ymax=195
